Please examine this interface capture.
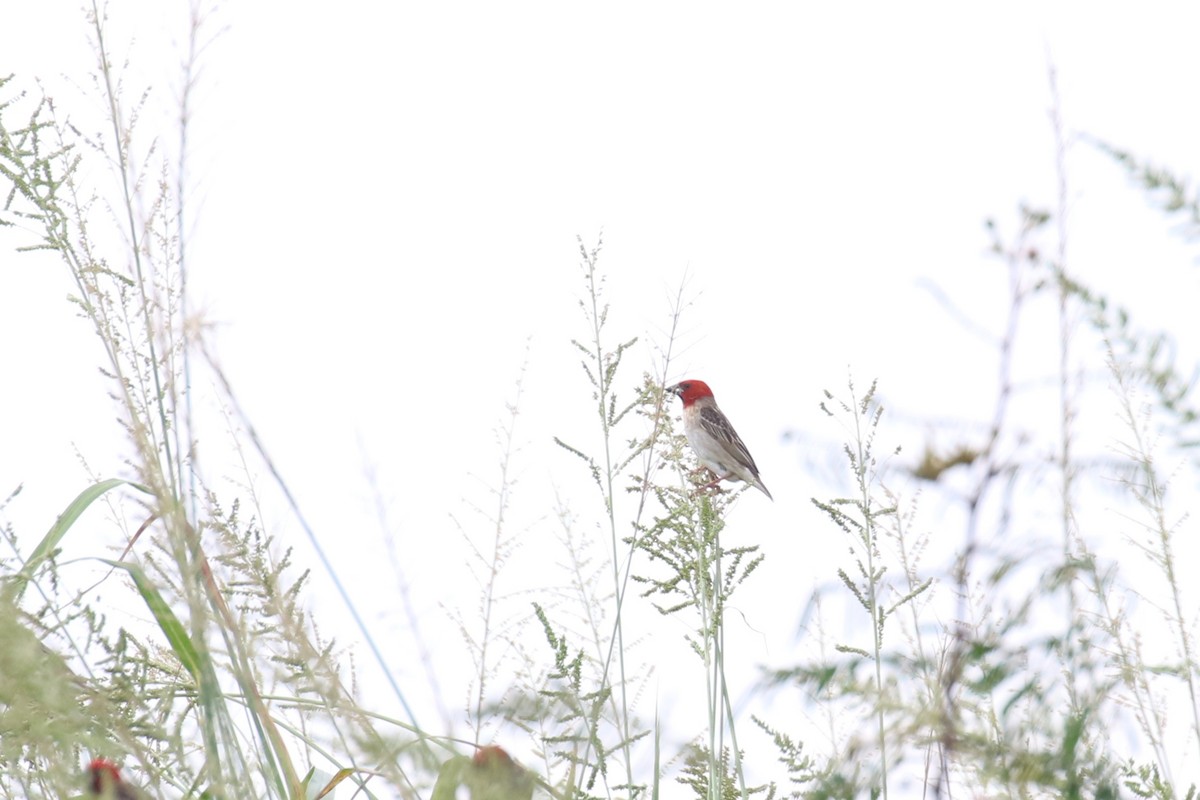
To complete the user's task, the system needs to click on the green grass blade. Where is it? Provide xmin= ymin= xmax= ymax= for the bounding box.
xmin=6 ymin=478 xmax=152 ymax=602
xmin=99 ymin=557 xmax=202 ymax=683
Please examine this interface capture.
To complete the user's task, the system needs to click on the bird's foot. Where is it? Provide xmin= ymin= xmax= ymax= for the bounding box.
xmin=694 ymin=474 xmax=731 ymax=496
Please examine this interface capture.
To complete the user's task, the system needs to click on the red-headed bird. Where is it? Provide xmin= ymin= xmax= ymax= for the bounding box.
xmin=667 ymin=379 xmax=773 ymax=500
xmin=88 ymin=759 xmax=151 ymax=800
xmin=468 ymin=746 xmax=535 ymax=800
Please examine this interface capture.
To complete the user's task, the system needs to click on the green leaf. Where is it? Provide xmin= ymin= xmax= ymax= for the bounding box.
xmin=6 ymin=478 xmax=152 ymax=602
xmin=312 ymin=768 xmax=357 ymax=799
xmin=98 ymin=558 xmax=202 ymax=684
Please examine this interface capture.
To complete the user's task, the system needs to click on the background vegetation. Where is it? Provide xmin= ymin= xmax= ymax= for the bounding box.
xmin=2 ymin=5 xmax=1199 ymax=799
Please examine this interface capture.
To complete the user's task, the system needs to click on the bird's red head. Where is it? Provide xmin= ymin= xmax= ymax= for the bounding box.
xmin=668 ymin=379 xmax=715 ymax=407
xmin=89 ymin=759 xmax=122 ymax=793
xmin=472 ymin=745 xmax=514 ymax=768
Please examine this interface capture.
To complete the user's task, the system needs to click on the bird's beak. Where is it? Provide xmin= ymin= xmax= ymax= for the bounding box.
xmin=665 ymin=382 xmax=681 ymax=397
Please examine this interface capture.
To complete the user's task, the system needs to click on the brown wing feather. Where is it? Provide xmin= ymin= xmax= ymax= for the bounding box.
xmin=698 ymin=405 xmax=761 ymax=477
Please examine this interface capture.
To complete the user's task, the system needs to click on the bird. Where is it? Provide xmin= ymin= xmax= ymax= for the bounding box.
xmin=467 ymin=746 xmax=535 ymax=800
xmin=87 ymin=759 xmax=151 ymax=800
xmin=666 ymin=379 xmax=773 ymax=500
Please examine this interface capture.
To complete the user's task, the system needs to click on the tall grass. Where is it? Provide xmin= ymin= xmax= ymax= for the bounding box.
xmin=0 ymin=6 xmax=423 ymax=797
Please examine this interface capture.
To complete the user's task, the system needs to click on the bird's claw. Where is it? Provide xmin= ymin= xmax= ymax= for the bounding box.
xmin=692 ymin=474 xmax=730 ymax=496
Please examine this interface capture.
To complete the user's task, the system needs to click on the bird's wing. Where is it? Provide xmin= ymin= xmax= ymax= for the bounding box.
xmin=698 ymin=405 xmax=761 ymax=476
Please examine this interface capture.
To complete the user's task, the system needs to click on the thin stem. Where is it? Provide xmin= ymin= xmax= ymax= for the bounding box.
xmin=581 ymin=244 xmax=686 ymax=791
xmin=853 ymin=396 xmax=889 ymax=800
xmin=90 ymin=0 xmax=179 ymax=501
xmin=471 ymin=365 xmax=525 ymax=742
xmin=568 ymin=238 xmax=635 ymax=792
xmin=698 ymin=510 xmax=717 ymax=800
xmin=713 ymin=526 xmax=748 ymax=800
xmin=176 ymin=0 xmax=203 ymax=526
xmin=937 ymin=213 xmax=1030 ymax=798
xmin=1113 ymin=361 xmax=1200 ymax=766
xmin=1048 ymin=58 xmax=1083 ymax=717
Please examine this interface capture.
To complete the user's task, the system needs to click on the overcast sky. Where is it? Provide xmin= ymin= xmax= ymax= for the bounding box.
xmin=4 ymin=1 xmax=1200 ymax=793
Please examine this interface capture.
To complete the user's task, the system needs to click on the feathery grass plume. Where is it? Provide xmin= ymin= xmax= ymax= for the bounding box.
xmin=676 ymin=746 xmax=769 ymax=800
xmin=548 ymin=234 xmax=665 ymax=796
xmin=450 ymin=352 xmax=550 ymax=755
xmin=749 ymin=717 xmax=817 ymax=797
xmin=809 ymin=378 xmax=916 ymax=799
xmin=636 ymin=487 xmax=756 ymax=793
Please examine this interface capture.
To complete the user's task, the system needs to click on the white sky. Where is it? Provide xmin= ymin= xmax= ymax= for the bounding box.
xmin=4 ymin=1 xmax=1200 ymax=795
